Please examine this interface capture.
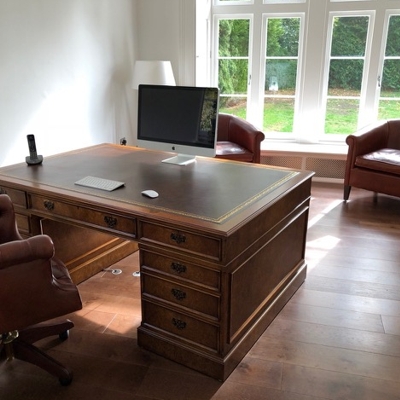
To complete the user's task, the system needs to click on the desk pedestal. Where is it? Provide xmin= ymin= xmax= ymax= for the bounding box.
xmin=136 ymin=179 xmax=310 ymax=381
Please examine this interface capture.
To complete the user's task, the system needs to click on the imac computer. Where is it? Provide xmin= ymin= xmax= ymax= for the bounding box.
xmin=137 ymin=84 xmax=220 ymax=165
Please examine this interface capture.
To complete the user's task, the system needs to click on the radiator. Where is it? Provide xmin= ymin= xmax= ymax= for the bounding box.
xmin=261 ymin=153 xmax=346 ymax=182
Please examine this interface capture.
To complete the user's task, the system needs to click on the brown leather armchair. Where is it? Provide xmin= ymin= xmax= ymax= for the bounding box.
xmin=344 ymin=119 xmax=400 ymax=200
xmin=216 ymin=113 xmax=265 ymax=163
xmin=0 ymin=194 xmax=82 ymax=385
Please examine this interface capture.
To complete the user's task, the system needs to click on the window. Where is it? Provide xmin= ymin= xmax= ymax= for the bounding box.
xmin=324 ymin=15 xmax=370 ymax=134
xmin=378 ymin=14 xmax=400 ymax=119
xmin=264 ymin=0 xmax=305 ymax=3
xmin=210 ymin=0 xmax=400 ymax=142
xmin=216 ymin=18 xmax=251 ymax=119
xmin=215 ymin=0 xmax=253 ymax=4
xmin=264 ymin=17 xmax=301 ymax=133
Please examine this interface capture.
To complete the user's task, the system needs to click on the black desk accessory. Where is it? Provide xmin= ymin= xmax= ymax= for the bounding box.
xmin=26 ymin=134 xmax=43 ymax=165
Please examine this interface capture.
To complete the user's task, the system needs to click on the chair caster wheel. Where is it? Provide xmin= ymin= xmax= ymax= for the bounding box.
xmin=59 ymin=330 xmax=69 ymax=341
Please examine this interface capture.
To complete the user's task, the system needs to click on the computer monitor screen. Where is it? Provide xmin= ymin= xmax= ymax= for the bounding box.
xmin=137 ymin=84 xmax=219 ymax=165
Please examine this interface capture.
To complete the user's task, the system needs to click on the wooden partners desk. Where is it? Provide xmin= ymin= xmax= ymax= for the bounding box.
xmin=0 ymin=144 xmax=313 ymax=381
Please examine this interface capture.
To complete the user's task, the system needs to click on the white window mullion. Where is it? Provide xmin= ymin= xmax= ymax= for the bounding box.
xmin=357 ymin=10 xmax=377 ymax=128
xmin=247 ymin=12 xmax=263 ymax=127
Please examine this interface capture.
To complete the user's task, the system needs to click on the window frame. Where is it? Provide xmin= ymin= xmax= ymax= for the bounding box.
xmin=321 ymin=10 xmax=375 ymax=139
xmin=212 ymin=14 xmax=254 ymax=118
xmin=214 ymin=0 xmax=254 ymax=6
xmin=208 ymin=0 xmax=400 ymax=143
xmin=260 ymin=12 xmax=305 ymax=139
xmin=376 ymin=10 xmax=400 ymax=120
xmin=264 ymin=0 xmax=306 ymax=4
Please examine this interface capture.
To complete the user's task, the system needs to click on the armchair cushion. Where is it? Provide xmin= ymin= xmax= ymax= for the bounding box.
xmin=216 ymin=141 xmax=252 ymax=158
xmin=356 ymin=148 xmax=400 ymax=175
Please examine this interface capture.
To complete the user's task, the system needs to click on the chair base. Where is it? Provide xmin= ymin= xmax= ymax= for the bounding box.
xmin=2 ymin=319 xmax=75 ymax=386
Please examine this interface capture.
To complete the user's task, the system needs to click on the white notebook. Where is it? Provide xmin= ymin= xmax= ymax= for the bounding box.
xmin=75 ymin=176 xmax=125 ymax=192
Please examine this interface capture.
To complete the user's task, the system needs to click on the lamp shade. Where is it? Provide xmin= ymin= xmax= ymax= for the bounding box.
xmin=132 ymin=60 xmax=176 ymax=89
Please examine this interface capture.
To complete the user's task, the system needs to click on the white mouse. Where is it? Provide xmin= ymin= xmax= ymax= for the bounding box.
xmin=141 ymin=189 xmax=159 ymax=199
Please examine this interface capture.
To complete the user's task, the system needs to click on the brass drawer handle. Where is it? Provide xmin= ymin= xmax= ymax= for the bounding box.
xmin=170 ymin=232 xmax=186 ymax=244
xmin=172 ymin=318 xmax=186 ymax=330
xmin=171 ymin=288 xmax=186 ymax=301
xmin=171 ymin=262 xmax=187 ymax=274
xmin=104 ymin=216 xmax=117 ymax=228
xmin=43 ymin=200 xmax=54 ymax=211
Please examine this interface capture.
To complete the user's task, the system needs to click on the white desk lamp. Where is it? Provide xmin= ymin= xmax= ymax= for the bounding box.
xmin=132 ymin=60 xmax=176 ymax=89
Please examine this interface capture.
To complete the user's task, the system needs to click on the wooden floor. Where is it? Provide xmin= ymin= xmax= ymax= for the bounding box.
xmin=1 ymin=182 xmax=400 ymax=399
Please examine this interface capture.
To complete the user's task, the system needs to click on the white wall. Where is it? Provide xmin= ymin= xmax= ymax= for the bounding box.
xmin=0 ymin=0 xmax=197 ymax=166
xmin=136 ymin=0 xmax=196 ymax=86
xmin=0 ymin=0 xmax=137 ymax=166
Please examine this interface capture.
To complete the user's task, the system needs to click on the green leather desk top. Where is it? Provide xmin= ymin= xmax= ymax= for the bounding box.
xmin=0 ymin=144 xmax=302 ymax=224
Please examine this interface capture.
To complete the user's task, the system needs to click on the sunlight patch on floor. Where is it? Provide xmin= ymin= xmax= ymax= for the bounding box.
xmin=306 ymin=235 xmax=341 ymax=273
xmin=308 ymin=198 xmax=343 ymax=228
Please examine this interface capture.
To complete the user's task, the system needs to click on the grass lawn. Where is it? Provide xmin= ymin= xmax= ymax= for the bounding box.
xmin=220 ymin=91 xmax=400 ymax=134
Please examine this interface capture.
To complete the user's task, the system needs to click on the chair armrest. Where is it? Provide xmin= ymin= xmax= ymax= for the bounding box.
xmin=232 ymin=129 xmax=265 ymax=152
xmin=346 ymin=120 xmax=389 ymax=158
xmin=223 ymin=116 xmax=265 ymax=163
xmin=0 ymin=235 xmax=55 ymax=269
xmin=227 ymin=121 xmax=264 ymax=149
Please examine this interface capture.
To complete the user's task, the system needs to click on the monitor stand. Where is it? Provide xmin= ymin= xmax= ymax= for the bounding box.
xmin=162 ymin=154 xmax=197 ymax=166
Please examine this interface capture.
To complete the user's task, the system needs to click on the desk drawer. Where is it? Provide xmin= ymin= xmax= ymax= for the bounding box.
xmin=29 ymin=195 xmax=136 ymax=237
xmin=142 ymin=300 xmax=219 ymax=351
xmin=0 ymin=187 xmax=27 ymax=209
xmin=141 ymin=250 xmax=220 ymax=291
xmin=139 ymin=221 xmax=221 ymax=261
xmin=142 ymin=273 xmax=220 ymax=319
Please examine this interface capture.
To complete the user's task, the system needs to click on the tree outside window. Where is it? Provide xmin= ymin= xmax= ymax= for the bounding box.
xmin=217 ymin=18 xmax=250 ymax=119
xmin=264 ymin=17 xmax=300 ymax=133
xmin=378 ymin=15 xmax=400 ymax=120
xmin=324 ymin=16 xmax=369 ymax=134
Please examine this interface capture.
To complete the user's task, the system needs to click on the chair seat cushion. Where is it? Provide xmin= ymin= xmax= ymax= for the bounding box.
xmin=355 ymin=148 xmax=400 ymax=176
xmin=215 ymin=141 xmax=253 ymax=162
xmin=216 ymin=141 xmax=247 ymax=155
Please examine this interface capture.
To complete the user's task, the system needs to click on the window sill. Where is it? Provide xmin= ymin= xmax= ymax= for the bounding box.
xmin=261 ymin=140 xmax=347 ymax=159
xmin=260 ymin=140 xmax=347 ymax=182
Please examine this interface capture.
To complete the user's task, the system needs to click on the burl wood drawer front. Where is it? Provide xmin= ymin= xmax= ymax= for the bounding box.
xmin=141 ymin=250 xmax=220 ymax=291
xmin=139 ymin=221 xmax=221 ymax=260
xmin=0 ymin=187 xmax=27 ymax=209
xmin=142 ymin=273 xmax=220 ymax=319
xmin=29 ymin=195 xmax=136 ymax=237
xmin=142 ymin=300 xmax=219 ymax=351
